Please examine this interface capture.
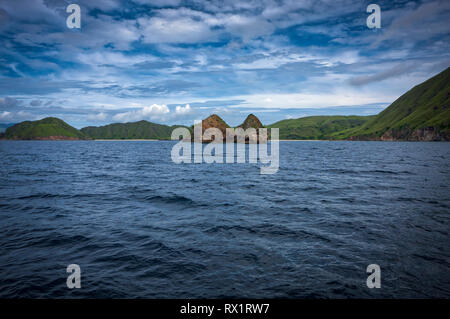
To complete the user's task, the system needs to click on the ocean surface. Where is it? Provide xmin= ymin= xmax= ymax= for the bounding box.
xmin=0 ymin=140 xmax=449 ymax=298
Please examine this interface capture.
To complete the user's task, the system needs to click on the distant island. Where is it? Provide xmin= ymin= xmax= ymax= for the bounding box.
xmin=1 ymin=67 xmax=449 ymax=141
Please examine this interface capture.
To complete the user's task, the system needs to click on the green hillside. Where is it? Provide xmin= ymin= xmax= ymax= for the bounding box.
xmin=334 ymin=67 xmax=450 ymax=140
xmin=80 ymin=120 xmax=181 ymax=139
xmin=267 ymin=115 xmax=373 ymax=140
xmin=4 ymin=117 xmax=86 ymax=140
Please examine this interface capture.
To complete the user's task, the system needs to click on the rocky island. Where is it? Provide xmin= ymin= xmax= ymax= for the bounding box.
xmin=191 ymin=113 xmax=267 ymax=143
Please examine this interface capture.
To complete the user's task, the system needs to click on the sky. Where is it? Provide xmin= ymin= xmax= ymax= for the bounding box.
xmin=0 ymin=0 xmax=449 ymax=128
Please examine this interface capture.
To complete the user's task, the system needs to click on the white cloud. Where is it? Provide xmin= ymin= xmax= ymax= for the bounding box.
xmin=0 ymin=97 xmax=21 ymax=108
xmin=91 ymin=17 xmax=140 ymax=50
xmin=0 ymin=111 xmax=11 ymax=119
xmin=228 ymin=90 xmax=396 ymax=109
xmin=0 ymin=110 xmax=34 ymax=121
xmin=77 ymin=52 xmax=149 ymax=67
xmin=8 ymin=11 xmax=140 ymax=51
xmin=132 ymin=0 xmax=181 ymax=6
xmin=375 ymin=1 xmax=450 ymax=46
xmin=113 ymin=104 xmax=170 ymax=122
xmin=349 ymin=62 xmax=416 ymax=86
xmin=87 ymin=112 xmax=108 ymax=121
xmin=137 ymin=6 xmax=279 ymax=44
xmin=138 ymin=16 xmax=217 ymax=44
xmin=83 ymin=0 xmax=121 ymax=11
xmin=234 ymin=53 xmax=315 ymax=70
xmin=328 ymin=51 xmax=360 ymax=65
xmin=175 ymin=104 xmax=192 ymax=115
xmin=222 ymin=14 xmax=275 ymax=40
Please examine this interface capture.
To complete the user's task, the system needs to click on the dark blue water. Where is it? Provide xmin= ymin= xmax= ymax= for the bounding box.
xmin=0 ymin=140 xmax=449 ymax=298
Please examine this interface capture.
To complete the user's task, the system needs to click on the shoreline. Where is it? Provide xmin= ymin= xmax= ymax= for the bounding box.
xmin=1 ymin=138 xmax=448 ymax=142
xmin=94 ymin=139 xmax=161 ymax=141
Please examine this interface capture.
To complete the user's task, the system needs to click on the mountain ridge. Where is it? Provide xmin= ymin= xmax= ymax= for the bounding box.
xmin=2 ymin=117 xmax=87 ymax=140
xmin=268 ymin=115 xmax=373 ymax=140
xmin=334 ymin=67 xmax=450 ymax=141
xmin=80 ymin=120 xmax=184 ymax=140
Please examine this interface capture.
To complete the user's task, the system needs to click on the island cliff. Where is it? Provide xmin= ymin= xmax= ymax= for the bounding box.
xmin=192 ymin=114 xmax=267 ymax=143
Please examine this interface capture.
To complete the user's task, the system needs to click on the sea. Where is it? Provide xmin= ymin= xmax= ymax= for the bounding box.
xmin=0 ymin=140 xmax=449 ymax=298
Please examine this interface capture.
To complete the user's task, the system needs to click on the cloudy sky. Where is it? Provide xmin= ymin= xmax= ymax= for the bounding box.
xmin=0 ymin=0 xmax=449 ymax=128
